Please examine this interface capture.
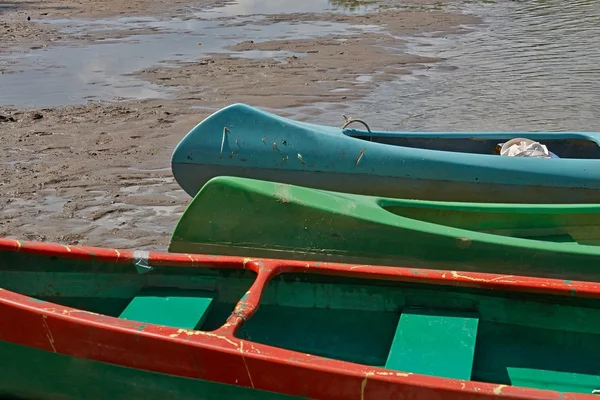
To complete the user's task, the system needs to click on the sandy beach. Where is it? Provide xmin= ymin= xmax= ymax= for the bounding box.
xmin=0 ymin=0 xmax=478 ymax=249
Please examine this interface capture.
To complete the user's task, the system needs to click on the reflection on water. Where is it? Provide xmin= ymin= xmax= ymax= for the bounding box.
xmin=198 ymin=0 xmax=377 ymax=17
xmin=329 ymin=0 xmax=376 ymax=12
xmin=0 ymin=16 xmax=380 ymax=107
xmin=324 ymin=0 xmax=600 ymax=132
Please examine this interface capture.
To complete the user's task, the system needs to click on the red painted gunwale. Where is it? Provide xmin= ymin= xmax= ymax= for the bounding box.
xmin=0 ymin=237 xmax=597 ymax=399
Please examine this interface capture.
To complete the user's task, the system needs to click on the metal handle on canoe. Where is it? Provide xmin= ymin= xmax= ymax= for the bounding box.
xmin=341 ymin=115 xmax=372 ymax=133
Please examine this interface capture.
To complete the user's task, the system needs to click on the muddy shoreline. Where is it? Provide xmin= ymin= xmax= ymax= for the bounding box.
xmin=0 ymin=0 xmax=479 ymax=249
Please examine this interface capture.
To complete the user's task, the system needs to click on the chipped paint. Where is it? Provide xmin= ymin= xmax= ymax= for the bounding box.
xmin=374 ymin=371 xmax=412 ymax=377
xmin=42 ymin=307 xmax=100 ymax=317
xmin=169 ymin=329 xmax=239 ymax=348
xmin=493 ymin=385 xmax=507 ymax=395
xmin=243 ymin=258 xmax=254 ymax=269
xmin=220 ymin=127 xmax=230 ymax=154
xmin=355 ymin=148 xmax=366 ymax=166
xmin=133 ymin=250 xmax=153 ymax=274
xmin=297 ymin=153 xmax=306 ymax=165
xmin=240 ymin=341 xmax=255 ymax=388
xmin=450 ymin=271 xmax=515 ymax=283
xmin=361 ymin=372 xmax=374 ymax=400
xmin=41 ymin=314 xmax=57 ymax=353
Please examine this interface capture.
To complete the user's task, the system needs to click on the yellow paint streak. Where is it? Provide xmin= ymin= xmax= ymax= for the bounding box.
xmin=450 ymin=271 xmax=514 ymax=283
xmin=42 ymin=308 xmax=100 ymax=316
xmin=13 ymin=240 xmax=22 ymax=251
xmin=187 ymin=254 xmax=195 ymax=264
xmin=240 ymin=341 xmax=255 ymax=388
xmin=42 ymin=315 xmax=57 ymax=353
xmin=493 ymin=385 xmax=507 ymax=395
xmin=169 ymin=329 xmax=239 ymax=348
xmin=114 ymin=250 xmax=121 ymax=260
xmin=350 ymin=265 xmax=370 ymax=271
xmin=361 ymin=372 xmax=374 ymax=400
xmin=63 ymin=245 xmax=71 ymax=253
xmin=374 ymin=371 xmax=411 ymax=377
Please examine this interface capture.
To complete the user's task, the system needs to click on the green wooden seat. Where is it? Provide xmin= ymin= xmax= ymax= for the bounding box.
xmin=385 ymin=307 xmax=479 ymax=380
xmin=119 ymin=289 xmax=216 ymax=330
xmin=507 ymin=367 xmax=600 ymax=394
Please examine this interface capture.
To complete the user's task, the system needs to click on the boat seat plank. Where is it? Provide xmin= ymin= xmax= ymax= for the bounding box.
xmin=507 ymin=367 xmax=600 ymax=394
xmin=119 ymin=289 xmax=216 ymax=330
xmin=385 ymin=307 xmax=479 ymax=380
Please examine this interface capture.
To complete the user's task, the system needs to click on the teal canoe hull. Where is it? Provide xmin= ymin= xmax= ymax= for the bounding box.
xmin=172 ymin=103 xmax=600 ymax=203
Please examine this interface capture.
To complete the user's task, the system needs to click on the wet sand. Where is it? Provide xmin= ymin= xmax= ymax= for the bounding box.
xmin=0 ymin=0 xmax=478 ymax=249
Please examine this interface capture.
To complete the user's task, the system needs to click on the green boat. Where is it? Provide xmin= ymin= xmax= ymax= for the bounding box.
xmin=169 ymin=176 xmax=600 ymax=281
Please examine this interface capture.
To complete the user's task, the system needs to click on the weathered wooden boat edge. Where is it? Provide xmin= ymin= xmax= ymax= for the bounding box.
xmin=0 ymin=238 xmax=598 ymax=399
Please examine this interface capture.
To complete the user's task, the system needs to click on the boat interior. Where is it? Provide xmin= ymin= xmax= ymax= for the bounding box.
xmin=343 ymin=129 xmax=600 ymax=159
xmin=378 ymin=201 xmax=600 ymax=246
xmin=3 ymin=248 xmax=600 ymax=396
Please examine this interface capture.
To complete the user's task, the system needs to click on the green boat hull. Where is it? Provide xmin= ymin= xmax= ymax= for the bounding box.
xmin=169 ymin=177 xmax=600 ymax=281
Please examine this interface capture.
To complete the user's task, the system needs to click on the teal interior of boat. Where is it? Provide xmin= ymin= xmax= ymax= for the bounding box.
xmin=2 ymin=249 xmax=600 ymax=395
xmin=343 ymin=131 xmax=600 ymax=159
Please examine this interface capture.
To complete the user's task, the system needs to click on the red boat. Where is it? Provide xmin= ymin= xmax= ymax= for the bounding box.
xmin=0 ymin=237 xmax=597 ymax=399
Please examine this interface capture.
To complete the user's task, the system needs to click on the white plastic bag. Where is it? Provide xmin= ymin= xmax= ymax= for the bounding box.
xmin=499 ymin=138 xmax=551 ymax=158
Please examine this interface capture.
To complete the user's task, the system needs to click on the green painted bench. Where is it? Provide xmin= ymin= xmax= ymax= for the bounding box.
xmin=385 ymin=307 xmax=479 ymax=380
xmin=119 ymin=289 xmax=216 ymax=330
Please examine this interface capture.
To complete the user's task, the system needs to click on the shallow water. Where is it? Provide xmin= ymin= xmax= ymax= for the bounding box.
xmin=0 ymin=2 xmax=381 ymax=107
xmin=197 ymin=0 xmax=377 ymax=17
xmin=304 ymin=0 xmax=600 ymax=132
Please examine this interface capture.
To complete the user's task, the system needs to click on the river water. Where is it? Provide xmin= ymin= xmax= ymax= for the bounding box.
xmin=318 ymin=0 xmax=600 ymax=132
xmin=2 ymin=0 xmax=599 ymax=130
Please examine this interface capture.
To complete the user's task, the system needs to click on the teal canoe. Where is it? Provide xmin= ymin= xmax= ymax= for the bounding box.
xmin=171 ymin=103 xmax=600 ymax=203
xmin=169 ymin=176 xmax=600 ymax=281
